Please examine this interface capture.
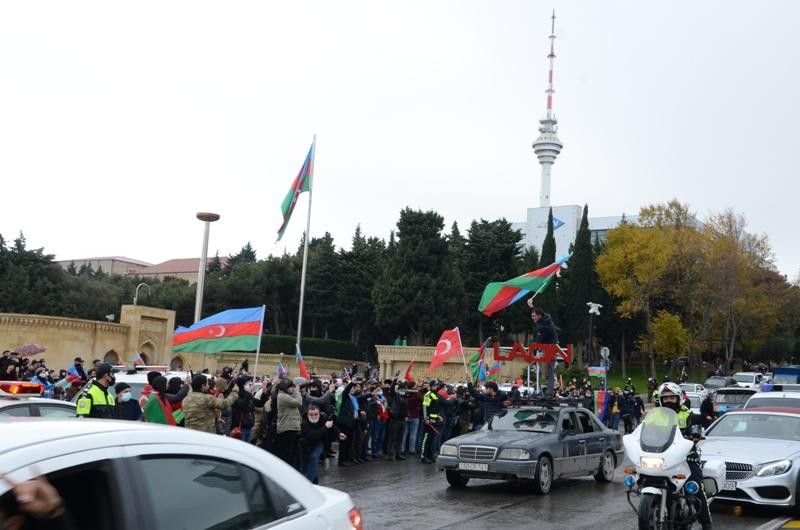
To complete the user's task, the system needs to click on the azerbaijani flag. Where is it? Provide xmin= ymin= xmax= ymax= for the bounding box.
xmin=132 ymin=353 xmax=144 ymax=366
xmin=277 ymin=362 xmax=288 ymax=378
xmin=295 ymin=344 xmax=310 ymax=379
xmin=478 ymin=255 xmax=570 ymax=317
xmin=172 ymin=307 xmax=265 ymax=354
xmin=277 ymin=139 xmax=315 ymax=242
xmin=468 ymin=337 xmax=492 ymax=384
xmin=487 ymin=362 xmax=501 ymax=380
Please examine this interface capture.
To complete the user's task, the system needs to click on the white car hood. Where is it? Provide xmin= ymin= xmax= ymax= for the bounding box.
xmin=701 ymin=437 xmax=800 ymax=463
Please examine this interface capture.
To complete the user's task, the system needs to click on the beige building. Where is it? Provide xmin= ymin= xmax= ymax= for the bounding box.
xmin=133 ymin=257 xmax=228 ymax=283
xmin=56 ymin=256 xmax=152 ymax=276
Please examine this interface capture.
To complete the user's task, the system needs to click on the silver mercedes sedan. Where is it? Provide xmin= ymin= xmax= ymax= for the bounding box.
xmin=700 ymin=408 xmax=800 ymax=507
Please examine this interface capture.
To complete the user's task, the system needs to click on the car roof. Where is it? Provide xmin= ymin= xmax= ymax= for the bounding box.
xmin=715 ymin=386 xmax=755 ymax=392
xmin=750 ymin=392 xmax=800 ymax=398
xmin=725 ymin=407 xmax=800 ymax=415
xmin=0 ymin=397 xmax=74 ymax=408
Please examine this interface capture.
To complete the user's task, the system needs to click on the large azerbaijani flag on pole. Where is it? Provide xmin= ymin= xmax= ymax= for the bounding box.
xmin=173 ymin=307 xmax=265 ymax=354
xmin=277 ymin=140 xmax=315 ymax=242
xmin=478 ymin=255 xmax=570 ymax=317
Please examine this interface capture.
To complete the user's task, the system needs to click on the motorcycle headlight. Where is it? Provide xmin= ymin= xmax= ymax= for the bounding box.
xmin=499 ymin=448 xmax=531 ymax=460
xmin=439 ymin=444 xmax=458 ymax=457
xmin=640 ymin=457 xmax=665 ymax=470
xmin=756 ymin=459 xmax=792 ymax=477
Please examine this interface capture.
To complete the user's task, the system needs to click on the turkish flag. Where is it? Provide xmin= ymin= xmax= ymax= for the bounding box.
xmin=426 ymin=328 xmax=463 ymax=373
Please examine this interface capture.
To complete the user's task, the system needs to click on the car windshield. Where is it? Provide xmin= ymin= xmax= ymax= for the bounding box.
xmin=745 ymin=397 xmax=800 ymax=409
xmin=734 ymin=374 xmax=755 ymax=383
xmin=773 ymin=374 xmax=799 ymax=384
xmin=705 ymin=378 xmax=724 ymax=387
xmin=714 ymin=392 xmax=753 ymax=404
xmin=640 ymin=407 xmax=678 ymax=452
xmin=688 ymin=396 xmax=701 ymax=409
xmin=488 ymin=409 xmax=558 ymax=433
xmin=679 ymin=385 xmax=695 ymax=393
xmin=707 ymin=413 xmax=800 ymax=441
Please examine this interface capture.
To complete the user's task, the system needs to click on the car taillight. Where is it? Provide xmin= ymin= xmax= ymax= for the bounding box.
xmin=348 ymin=507 xmax=363 ymax=530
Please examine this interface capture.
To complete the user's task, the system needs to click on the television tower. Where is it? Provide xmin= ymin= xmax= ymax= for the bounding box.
xmin=532 ymin=10 xmax=563 ymax=208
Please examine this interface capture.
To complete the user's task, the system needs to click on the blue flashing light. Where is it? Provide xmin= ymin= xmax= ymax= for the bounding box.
xmin=624 ymin=475 xmax=635 ymax=489
xmin=685 ymin=480 xmax=699 ymax=495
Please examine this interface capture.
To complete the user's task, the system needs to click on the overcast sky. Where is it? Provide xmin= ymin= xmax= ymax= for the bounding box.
xmin=2 ymin=1 xmax=799 ymax=278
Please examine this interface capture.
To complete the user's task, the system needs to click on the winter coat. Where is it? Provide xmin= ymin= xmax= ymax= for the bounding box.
xmin=183 ymin=390 xmax=239 ymax=434
xmin=535 ymin=313 xmax=559 ymax=344
xmin=231 ymin=390 xmax=256 ymax=429
xmin=276 ymin=390 xmax=303 ymax=433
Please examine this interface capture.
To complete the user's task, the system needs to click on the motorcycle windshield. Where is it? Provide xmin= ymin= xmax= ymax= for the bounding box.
xmin=640 ymin=407 xmax=678 ymax=453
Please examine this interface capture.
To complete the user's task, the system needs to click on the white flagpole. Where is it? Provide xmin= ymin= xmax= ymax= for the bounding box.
xmin=456 ymin=327 xmax=470 ymax=381
xmin=295 ymin=135 xmax=316 ymax=363
xmin=253 ymin=305 xmax=266 ymax=379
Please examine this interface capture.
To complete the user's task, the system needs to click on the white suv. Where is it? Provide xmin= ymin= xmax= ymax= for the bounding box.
xmin=732 ymin=372 xmax=764 ymax=389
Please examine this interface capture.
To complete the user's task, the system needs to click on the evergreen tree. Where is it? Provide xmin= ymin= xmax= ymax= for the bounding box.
xmin=535 ymin=208 xmax=559 ymax=321
xmin=305 ymin=233 xmax=340 ymax=338
xmin=372 ymin=208 xmax=464 ymax=345
xmin=227 ymin=242 xmax=257 ymax=271
xmin=463 ymin=219 xmax=523 ymax=342
xmin=207 ymin=252 xmax=223 ymax=273
xmin=559 ymin=205 xmax=598 ymax=348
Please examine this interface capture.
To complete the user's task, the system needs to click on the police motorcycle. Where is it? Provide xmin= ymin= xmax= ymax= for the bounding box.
xmin=622 ymin=405 xmax=724 ymax=529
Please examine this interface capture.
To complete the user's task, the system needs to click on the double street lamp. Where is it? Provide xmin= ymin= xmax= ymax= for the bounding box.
xmin=194 ymin=212 xmax=220 ymax=324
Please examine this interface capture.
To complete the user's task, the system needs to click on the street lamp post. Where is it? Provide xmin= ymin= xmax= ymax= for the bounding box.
xmin=194 ymin=212 xmax=220 ymax=323
xmin=587 ymin=302 xmax=602 ymax=365
xmin=133 ymin=282 xmax=151 ymax=305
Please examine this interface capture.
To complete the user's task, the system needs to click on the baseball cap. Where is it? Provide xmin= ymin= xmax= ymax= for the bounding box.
xmin=95 ymin=363 xmax=114 ymax=378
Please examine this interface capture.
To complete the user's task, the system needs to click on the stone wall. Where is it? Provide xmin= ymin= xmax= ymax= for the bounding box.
xmin=0 ymin=306 xmax=179 ymax=371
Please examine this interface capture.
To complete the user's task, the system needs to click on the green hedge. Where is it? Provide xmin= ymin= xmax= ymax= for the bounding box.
xmin=260 ymin=334 xmax=361 ymax=361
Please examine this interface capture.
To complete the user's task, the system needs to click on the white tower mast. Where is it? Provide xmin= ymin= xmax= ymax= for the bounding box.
xmin=533 ymin=10 xmax=563 ymax=208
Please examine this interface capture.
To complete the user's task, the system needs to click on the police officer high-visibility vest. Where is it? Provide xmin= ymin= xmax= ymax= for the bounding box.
xmin=422 ymin=390 xmax=440 ymax=421
xmin=76 ymin=382 xmax=116 ymax=419
xmin=676 ymin=405 xmax=691 ymax=432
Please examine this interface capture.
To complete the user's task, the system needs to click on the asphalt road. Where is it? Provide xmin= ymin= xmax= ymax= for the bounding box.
xmin=318 ymin=455 xmax=796 ymax=530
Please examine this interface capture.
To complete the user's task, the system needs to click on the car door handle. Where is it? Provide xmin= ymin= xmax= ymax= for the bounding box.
xmin=578 ymin=440 xmax=586 ymax=444
xmin=598 ymin=437 xmax=605 ymax=442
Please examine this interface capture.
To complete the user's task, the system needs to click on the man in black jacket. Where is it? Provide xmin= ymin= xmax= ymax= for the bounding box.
xmin=385 ymin=381 xmax=408 ymax=460
xmin=467 ymin=381 xmax=509 ymax=426
xmin=700 ymin=393 xmax=716 ymax=428
xmin=300 ymin=404 xmax=345 ymax=483
xmin=530 ymin=306 xmax=559 ymax=397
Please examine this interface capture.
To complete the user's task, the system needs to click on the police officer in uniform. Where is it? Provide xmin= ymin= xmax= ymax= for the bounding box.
xmin=75 ymin=363 xmax=116 ymax=419
xmin=658 ymin=382 xmax=712 ymax=530
xmin=420 ymin=380 xmax=443 ymax=464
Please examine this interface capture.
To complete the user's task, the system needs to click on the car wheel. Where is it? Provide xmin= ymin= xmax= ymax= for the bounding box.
xmin=445 ymin=470 xmax=469 ymax=488
xmin=594 ymin=450 xmax=616 ymax=483
xmin=532 ymin=455 xmax=552 ymax=494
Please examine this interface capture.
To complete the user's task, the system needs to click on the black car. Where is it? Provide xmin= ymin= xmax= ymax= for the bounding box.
xmin=436 ymin=403 xmax=623 ymax=494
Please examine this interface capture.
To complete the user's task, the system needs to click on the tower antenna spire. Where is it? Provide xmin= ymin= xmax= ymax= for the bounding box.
xmin=546 ymin=9 xmax=556 ymax=121
xmin=532 ymin=10 xmax=563 ymax=208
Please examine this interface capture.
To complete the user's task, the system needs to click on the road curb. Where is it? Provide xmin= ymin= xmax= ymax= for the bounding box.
xmin=754 ymin=517 xmax=793 ymax=530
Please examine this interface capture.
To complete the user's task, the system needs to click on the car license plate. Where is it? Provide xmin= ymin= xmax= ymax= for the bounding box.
xmin=722 ymin=481 xmax=736 ymax=491
xmin=458 ymin=462 xmax=488 ymax=472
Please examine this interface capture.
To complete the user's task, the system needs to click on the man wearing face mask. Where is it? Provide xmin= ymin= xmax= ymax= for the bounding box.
xmin=114 ymin=382 xmax=143 ymax=421
xmin=300 ymin=404 xmax=346 ymax=483
xmin=75 ymin=363 xmax=116 ymax=419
